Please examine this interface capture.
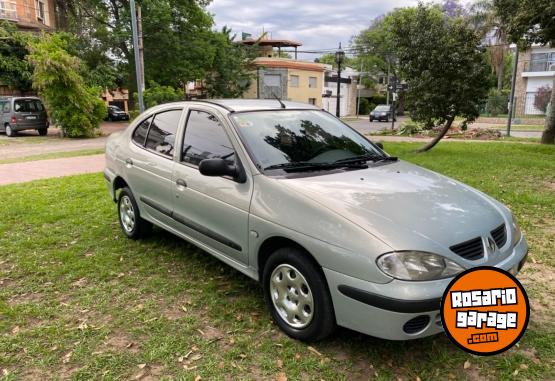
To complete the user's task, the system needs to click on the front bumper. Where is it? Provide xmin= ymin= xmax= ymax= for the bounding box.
xmin=325 ymin=237 xmax=529 ymax=340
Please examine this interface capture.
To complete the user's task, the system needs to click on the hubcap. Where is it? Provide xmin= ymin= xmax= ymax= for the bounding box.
xmin=119 ymin=195 xmax=136 ymax=233
xmin=6 ymin=125 xmax=12 ymax=135
xmin=270 ymin=264 xmax=314 ymax=329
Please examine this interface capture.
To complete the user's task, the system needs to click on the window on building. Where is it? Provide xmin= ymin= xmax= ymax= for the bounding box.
xmin=145 ymin=110 xmax=182 ymax=158
xmin=289 ymin=75 xmax=299 ymax=88
xmin=182 ymin=110 xmax=235 ymax=167
xmin=309 ymin=77 xmax=317 ymax=88
xmin=263 ymin=74 xmax=281 ymax=87
xmin=308 ymin=98 xmax=316 ymax=105
xmin=0 ymin=1 xmax=17 ymax=20
xmin=35 ymin=0 xmax=45 ymax=21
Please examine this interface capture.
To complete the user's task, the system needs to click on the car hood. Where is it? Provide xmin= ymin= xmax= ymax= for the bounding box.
xmin=279 ymin=161 xmax=506 ymax=252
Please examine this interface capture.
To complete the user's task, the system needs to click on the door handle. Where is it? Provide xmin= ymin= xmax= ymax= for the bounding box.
xmin=125 ymin=158 xmax=133 ymax=166
xmin=176 ymin=179 xmax=187 ymax=188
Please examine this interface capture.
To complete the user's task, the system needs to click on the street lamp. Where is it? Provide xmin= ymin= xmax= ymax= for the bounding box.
xmin=335 ymin=43 xmax=345 ymax=117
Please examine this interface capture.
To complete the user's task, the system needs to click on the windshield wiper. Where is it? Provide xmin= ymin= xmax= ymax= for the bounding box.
xmin=333 ymin=154 xmax=398 ymax=165
xmin=264 ymin=161 xmax=368 ymax=173
xmin=263 ymin=162 xmax=329 ymax=171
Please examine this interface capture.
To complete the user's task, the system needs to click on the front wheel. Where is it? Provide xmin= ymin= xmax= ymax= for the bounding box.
xmin=263 ymin=247 xmax=336 ymax=341
xmin=117 ymin=187 xmax=152 ymax=239
xmin=5 ymin=124 xmax=16 ymax=137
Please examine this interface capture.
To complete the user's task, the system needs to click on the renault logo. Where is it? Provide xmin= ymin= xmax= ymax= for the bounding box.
xmin=487 ymin=237 xmax=497 ymax=252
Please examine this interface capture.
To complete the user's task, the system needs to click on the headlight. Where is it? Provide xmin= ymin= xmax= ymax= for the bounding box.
xmin=512 ymin=217 xmax=522 ymax=247
xmin=377 ymin=251 xmax=464 ymax=281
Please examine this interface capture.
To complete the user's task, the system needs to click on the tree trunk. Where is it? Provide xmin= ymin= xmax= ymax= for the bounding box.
xmin=540 ymin=77 xmax=555 ymax=144
xmin=497 ymin=59 xmax=504 ymax=90
xmin=417 ymin=116 xmax=455 ymax=153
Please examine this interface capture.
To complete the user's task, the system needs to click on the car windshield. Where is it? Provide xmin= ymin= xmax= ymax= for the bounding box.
xmin=14 ymin=99 xmax=44 ymax=112
xmin=110 ymin=106 xmax=122 ymax=111
xmin=231 ymin=110 xmax=385 ymax=170
xmin=374 ymin=105 xmax=390 ymax=111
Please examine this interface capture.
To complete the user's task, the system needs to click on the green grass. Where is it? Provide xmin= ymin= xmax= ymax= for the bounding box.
xmin=1 ymin=142 xmax=554 ymax=380
xmin=487 ymin=125 xmax=545 ymax=132
xmin=0 ymin=149 xmax=104 ymax=164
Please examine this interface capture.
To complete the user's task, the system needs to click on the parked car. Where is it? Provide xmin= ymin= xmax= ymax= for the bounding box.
xmin=0 ymin=97 xmax=49 ymax=137
xmin=106 ymin=105 xmax=130 ymax=121
xmin=370 ymin=104 xmax=396 ymax=122
xmin=104 ymin=99 xmax=528 ymax=341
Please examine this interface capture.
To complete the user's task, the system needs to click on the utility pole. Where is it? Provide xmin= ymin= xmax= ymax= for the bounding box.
xmin=335 ymin=43 xmax=345 ymax=118
xmin=507 ymin=44 xmax=519 ymax=137
xmin=386 ymin=59 xmax=391 ymax=105
xmin=130 ymin=0 xmax=144 ymax=112
xmin=356 ymin=62 xmax=363 ymax=118
xmin=137 ymin=5 xmax=145 ymax=92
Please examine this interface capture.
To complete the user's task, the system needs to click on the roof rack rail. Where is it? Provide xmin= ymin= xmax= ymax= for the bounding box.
xmin=194 ymin=100 xmax=235 ymax=113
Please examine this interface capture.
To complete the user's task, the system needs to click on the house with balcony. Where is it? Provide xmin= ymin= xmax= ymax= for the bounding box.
xmin=0 ymin=0 xmax=56 ymax=30
xmin=239 ymin=36 xmax=325 ymax=107
xmin=514 ymin=45 xmax=554 ymax=115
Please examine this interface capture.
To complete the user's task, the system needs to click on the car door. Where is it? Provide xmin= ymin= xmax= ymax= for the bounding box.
xmin=124 ymin=108 xmax=183 ymax=227
xmin=172 ymin=108 xmax=253 ymax=265
xmin=0 ymin=101 xmax=5 ymax=130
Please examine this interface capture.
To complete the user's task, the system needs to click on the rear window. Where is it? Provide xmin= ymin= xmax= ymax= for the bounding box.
xmin=14 ymin=99 xmax=44 ymax=112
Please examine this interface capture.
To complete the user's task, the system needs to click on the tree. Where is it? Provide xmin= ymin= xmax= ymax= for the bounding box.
xmin=203 ymin=27 xmax=257 ymax=98
xmin=387 ymin=4 xmax=490 ymax=152
xmin=0 ymin=21 xmax=34 ymax=92
xmin=55 ymin=0 xmax=253 ymax=99
xmin=28 ymin=33 xmax=106 ymax=138
xmin=317 ymin=52 xmax=355 ymax=69
xmin=493 ymin=0 xmax=555 ymax=144
xmin=140 ymin=81 xmax=184 ymax=108
xmin=469 ymin=0 xmax=510 ymax=90
xmin=534 ymin=85 xmax=552 ymax=113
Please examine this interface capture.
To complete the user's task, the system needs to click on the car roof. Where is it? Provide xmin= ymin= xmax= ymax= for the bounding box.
xmin=151 ymin=99 xmax=321 ymax=113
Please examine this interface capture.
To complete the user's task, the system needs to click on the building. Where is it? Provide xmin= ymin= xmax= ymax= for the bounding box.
xmin=322 ymin=65 xmax=361 ymax=117
xmin=101 ymin=88 xmax=129 ymax=112
xmin=239 ymin=36 xmax=325 ymax=107
xmin=0 ymin=0 xmax=56 ymax=30
xmin=514 ymin=45 xmax=555 ymax=115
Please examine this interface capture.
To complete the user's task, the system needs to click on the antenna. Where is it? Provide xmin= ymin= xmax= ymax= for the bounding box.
xmin=271 ymin=91 xmax=286 ymax=109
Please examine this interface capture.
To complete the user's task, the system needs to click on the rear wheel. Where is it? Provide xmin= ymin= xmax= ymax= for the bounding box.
xmin=117 ymin=187 xmax=152 ymax=239
xmin=5 ymin=124 xmax=16 ymax=137
xmin=263 ymin=247 xmax=336 ymax=341
xmin=38 ymin=128 xmax=48 ymax=136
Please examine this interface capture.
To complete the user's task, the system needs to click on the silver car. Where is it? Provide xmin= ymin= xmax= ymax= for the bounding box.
xmin=0 ymin=97 xmax=49 ymax=137
xmin=104 ymin=100 xmax=528 ymax=341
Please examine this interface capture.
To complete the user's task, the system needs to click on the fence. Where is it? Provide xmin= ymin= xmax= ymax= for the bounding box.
xmin=483 ymin=93 xmax=548 ymax=118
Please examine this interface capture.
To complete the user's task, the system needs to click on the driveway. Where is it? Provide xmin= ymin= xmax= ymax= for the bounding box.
xmin=0 ymin=121 xmax=128 ymax=160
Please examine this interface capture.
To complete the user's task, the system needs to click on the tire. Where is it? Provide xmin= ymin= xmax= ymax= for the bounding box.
xmin=5 ymin=124 xmax=16 ymax=137
xmin=117 ymin=187 xmax=152 ymax=239
xmin=38 ymin=128 xmax=48 ymax=136
xmin=262 ymin=247 xmax=336 ymax=341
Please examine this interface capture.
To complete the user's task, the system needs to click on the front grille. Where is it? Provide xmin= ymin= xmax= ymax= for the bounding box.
xmin=403 ymin=315 xmax=430 ymax=334
xmin=491 ymin=223 xmax=507 ymax=248
xmin=450 ymin=237 xmax=484 ymax=260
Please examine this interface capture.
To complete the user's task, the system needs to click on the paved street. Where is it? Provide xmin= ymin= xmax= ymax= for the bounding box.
xmin=0 ymin=154 xmax=105 ymax=185
xmin=0 ymin=122 xmax=127 ymax=160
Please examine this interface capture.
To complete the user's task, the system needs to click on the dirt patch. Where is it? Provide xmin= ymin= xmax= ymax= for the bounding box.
xmin=519 ymin=263 xmax=555 ymax=326
xmin=8 ymin=292 xmax=43 ymax=305
xmin=98 ymin=330 xmax=140 ymax=354
xmin=132 ymin=364 xmax=165 ymax=380
xmin=544 ymin=181 xmax=555 ymax=193
xmin=18 ymin=365 xmax=79 ymax=380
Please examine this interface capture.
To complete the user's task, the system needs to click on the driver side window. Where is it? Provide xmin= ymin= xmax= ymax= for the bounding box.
xmin=182 ymin=110 xmax=235 ymax=167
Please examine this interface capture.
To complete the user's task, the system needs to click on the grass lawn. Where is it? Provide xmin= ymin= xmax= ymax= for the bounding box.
xmin=487 ymin=125 xmax=545 ymax=132
xmin=0 ymin=149 xmax=105 ymax=165
xmin=1 ymin=142 xmax=554 ymax=380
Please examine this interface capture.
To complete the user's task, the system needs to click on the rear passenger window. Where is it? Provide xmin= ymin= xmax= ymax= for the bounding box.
xmin=182 ymin=110 xmax=235 ymax=167
xmin=3 ymin=102 xmax=10 ymax=112
xmin=132 ymin=116 xmax=152 ymax=146
xmin=145 ymin=109 xmax=182 ymax=158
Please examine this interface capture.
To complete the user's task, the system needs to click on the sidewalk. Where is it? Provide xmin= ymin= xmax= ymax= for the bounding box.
xmin=0 ymin=154 xmax=105 ymax=186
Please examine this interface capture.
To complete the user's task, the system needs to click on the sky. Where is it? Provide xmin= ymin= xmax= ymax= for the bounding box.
xmin=207 ymin=0 xmax=421 ymax=59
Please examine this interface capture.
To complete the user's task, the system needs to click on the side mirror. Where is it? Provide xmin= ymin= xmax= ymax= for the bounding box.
xmin=199 ymin=158 xmax=246 ymax=183
xmin=375 ymin=141 xmax=384 ymax=150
